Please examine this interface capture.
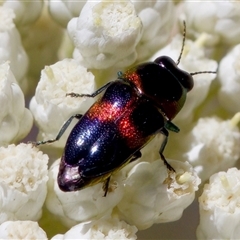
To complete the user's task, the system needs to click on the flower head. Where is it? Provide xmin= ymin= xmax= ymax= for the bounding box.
xmin=0 ymin=143 xmax=48 ymax=223
xmin=52 ymin=217 xmax=137 ymax=240
xmin=0 ymin=221 xmax=47 ymax=239
xmin=184 ymin=115 xmax=240 ymax=182
xmin=30 ymin=58 xmax=96 ymax=148
xmin=197 ymin=168 xmax=240 ymax=239
xmin=68 ymin=0 xmax=142 ymax=69
xmin=182 ymin=1 xmax=240 ymax=45
xmin=117 ymin=159 xmax=200 ymax=230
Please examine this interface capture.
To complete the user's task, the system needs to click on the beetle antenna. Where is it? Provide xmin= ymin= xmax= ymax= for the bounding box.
xmin=190 ymin=71 xmax=217 ymax=76
xmin=176 ymin=21 xmax=217 ymax=76
xmin=176 ymin=20 xmax=186 ymax=66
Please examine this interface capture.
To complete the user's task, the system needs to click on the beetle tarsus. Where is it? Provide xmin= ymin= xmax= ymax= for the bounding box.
xmin=27 ymin=141 xmax=39 ymax=147
xmin=160 ymin=152 xmax=175 ymax=172
xmin=103 ymin=177 xmax=111 ymax=197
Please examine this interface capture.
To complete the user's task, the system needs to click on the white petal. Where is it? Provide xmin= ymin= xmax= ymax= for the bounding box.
xmin=218 ymin=44 xmax=240 ymax=113
xmin=48 ymin=0 xmax=86 ymax=27
xmin=133 ymin=1 xmax=176 ymax=61
xmin=3 ymin=0 xmax=44 ymax=26
xmin=0 ymin=62 xmax=33 ymax=144
xmin=0 ymin=6 xmax=28 ymax=89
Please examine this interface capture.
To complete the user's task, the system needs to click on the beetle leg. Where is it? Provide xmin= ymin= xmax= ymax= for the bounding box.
xmin=102 ymin=151 xmax=142 ymax=197
xmin=103 ymin=176 xmax=111 ymax=197
xmin=33 ymin=114 xmax=83 ymax=146
xmin=165 ymin=120 xmax=180 ymax=133
xmin=67 ymin=81 xmax=114 ymax=98
xmin=159 ymin=128 xmax=175 ymax=172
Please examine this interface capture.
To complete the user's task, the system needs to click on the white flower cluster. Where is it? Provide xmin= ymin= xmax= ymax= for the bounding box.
xmin=46 ymin=158 xmax=200 ymax=234
xmin=67 ymin=0 xmax=142 ymax=69
xmin=116 ymin=160 xmax=200 ymax=230
xmin=52 ymin=217 xmax=137 ymax=240
xmin=197 ymin=168 xmax=240 ymax=239
xmin=30 ymin=58 xmax=96 ymax=148
xmin=184 ymin=115 xmax=240 ymax=182
xmin=0 ymin=0 xmax=240 ymax=239
xmin=0 ymin=143 xmax=48 ymax=223
xmin=0 ymin=221 xmax=47 ymax=239
xmin=182 ymin=1 xmax=240 ymax=45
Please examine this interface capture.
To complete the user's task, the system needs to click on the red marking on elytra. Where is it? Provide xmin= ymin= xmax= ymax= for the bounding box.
xmin=124 ymin=70 xmax=143 ymax=93
xmin=88 ymin=101 xmax=122 ymax=121
xmin=87 ymin=96 xmax=146 ymax=149
xmin=118 ymin=113 xmax=145 ymax=149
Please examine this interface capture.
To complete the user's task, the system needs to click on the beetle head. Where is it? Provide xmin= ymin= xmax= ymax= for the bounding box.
xmin=124 ymin=56 xmax=194 ymax=120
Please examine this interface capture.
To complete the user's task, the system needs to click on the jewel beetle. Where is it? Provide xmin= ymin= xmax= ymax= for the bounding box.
xmin=36 ymin=22 xmax=216 ymax=196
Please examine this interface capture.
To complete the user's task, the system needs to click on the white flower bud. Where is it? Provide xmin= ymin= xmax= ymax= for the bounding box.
xmin=0 ymin=221 xmax=47 ymax=239
xmin=117 ymin=159 xmax=200 ymax=230
xmin=132 ymin=0 xmax=175 ymax=61
xmin=51 ymin=217 xmax=137 ymax=240
xmin=0 ymin=6 xmax=29 ymax=89
xmin=197 ymin=168 xmax=240 ymax=239
xmin=184 ymin=115 xmax=240 ymax=182
xmin=48 ymin=0 xmax=86 ymax=27
xmin=68 ymin=0 xmax=142 ymax=69
xmin=0 ymin=62 xmax=33 ymax=145
xmin=0 ymin=143 xmax=49 ymax=223
xmin=183 ymin=1 xmax=240 ymax=45
xmin=218 ymin=44 xmax=240 ymax=113
xmin=46 ymin=159 xmax=124 ymax=226
xmin=3 ymin=0 xmax=44 ymax=26
xmin=30 ymin=58 xmax=96 ymax=148
xmin=151 ymin=35 xmax=217 ymax=124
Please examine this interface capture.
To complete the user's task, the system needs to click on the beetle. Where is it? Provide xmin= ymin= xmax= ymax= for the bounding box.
xmin=35 ymin=22 xmax=216 ymax=196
